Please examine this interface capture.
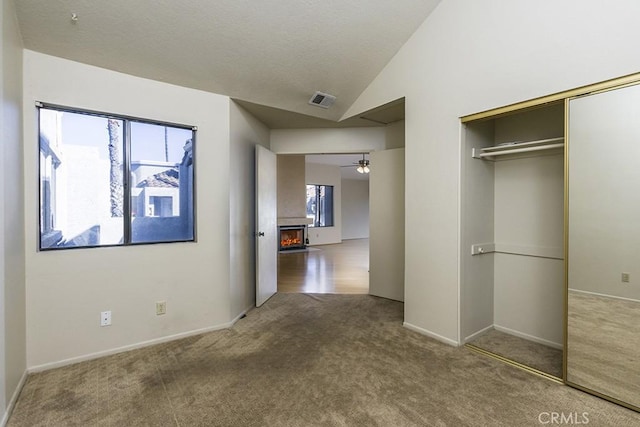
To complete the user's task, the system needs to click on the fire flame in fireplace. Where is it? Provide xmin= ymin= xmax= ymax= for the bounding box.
xmin=281 ymin=237 xmax=302 ymax=247
xmin=280 ymin=229 xmax=303 ymax=248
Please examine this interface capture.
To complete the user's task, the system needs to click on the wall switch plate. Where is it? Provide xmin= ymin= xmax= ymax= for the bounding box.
xmin=622 ymin=272 xmax=630 ymax=283
xmin=100 ymin=310 xmax=111 ymax=326
xmin=156 ymin=301 xmax=167 ymax=315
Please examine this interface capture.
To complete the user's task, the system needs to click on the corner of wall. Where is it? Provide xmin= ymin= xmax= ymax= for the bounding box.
xmin=228 ymin=100 xmax=270 ymax=320
xmin=2 ymin=0 xmax=28 ymax=420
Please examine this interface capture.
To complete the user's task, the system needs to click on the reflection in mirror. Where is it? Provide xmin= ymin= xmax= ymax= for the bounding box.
xmin=567 ymin=83 xmax=640 ymax=410
xmin=567 ymin=291 xmax=640 ymax=406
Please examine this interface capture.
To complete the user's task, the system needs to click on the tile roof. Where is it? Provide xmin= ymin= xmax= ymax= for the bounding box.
xmin=137 ymin=168 xmax=179 ymax=188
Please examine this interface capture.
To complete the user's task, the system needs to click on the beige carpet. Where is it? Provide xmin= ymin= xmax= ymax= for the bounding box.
xmin=8 ymin=293 xmax=640 ymax=426
xmin=468 ymin=329 xmax=563 ymax=379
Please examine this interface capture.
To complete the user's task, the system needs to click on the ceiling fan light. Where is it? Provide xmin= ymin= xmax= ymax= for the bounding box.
xmin=363 ymin=165 xmax=370 ymax=173
xmin=357 ymin=165 xmax=365 ymax=173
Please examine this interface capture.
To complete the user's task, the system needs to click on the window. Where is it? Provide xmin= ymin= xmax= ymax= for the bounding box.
xmin=38 ymin=104 xmax=196 ymax=250
xmin=306 ymin=184 xmax=334 ymax=227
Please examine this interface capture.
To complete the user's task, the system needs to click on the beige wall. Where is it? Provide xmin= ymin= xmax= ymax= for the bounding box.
xmin=344 ymin=0 xmax=640 ymax=345
xmin=229 ymin=101 xmax=270 ymax=320
xmin=277 ymin=155 xmax=306 ymax=219
xmin=1 ymin=0 xmax=26 ymax=418
xmin=23 ymin=51 xmax=232 ymax=369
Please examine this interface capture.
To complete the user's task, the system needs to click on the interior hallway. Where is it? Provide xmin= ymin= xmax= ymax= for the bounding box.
xmin=277 ymin=238 xmax=369 ymax=294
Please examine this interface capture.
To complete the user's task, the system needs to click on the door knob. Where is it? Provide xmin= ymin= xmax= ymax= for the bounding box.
xmin=257 ymin=231 xmax=265 ymax=237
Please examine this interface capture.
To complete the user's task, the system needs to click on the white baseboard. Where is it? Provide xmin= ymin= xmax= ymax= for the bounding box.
xmin=403 ymin=322 xmax=460 ymax=347
xmin=230 ymin=306 xmax=253 ymax=325
xmin=1 ymin=370 xmax=28 ymax=427
xmin=28 ymin=321 xmax=234 ymax=373
xmin=569 ymin=288 xmax=640 ymax=303
xmin=464 ymin=324 xmax=494 ymax=343
xmin=494 ymin=324 xmax=563 ymax=350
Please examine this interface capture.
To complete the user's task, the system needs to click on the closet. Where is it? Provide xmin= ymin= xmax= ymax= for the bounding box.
xmin=460 ymin=73 xmax=640 ymax=413
xmin=461 ymin=102 xmax=565 ymax=379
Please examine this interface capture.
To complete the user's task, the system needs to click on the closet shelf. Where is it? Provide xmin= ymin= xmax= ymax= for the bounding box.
xmin=472 ymin=137 xmax=564 ymax=160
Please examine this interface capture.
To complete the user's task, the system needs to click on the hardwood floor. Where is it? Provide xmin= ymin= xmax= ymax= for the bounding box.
xmin=277 ymin=238 xmax=369 ymax=294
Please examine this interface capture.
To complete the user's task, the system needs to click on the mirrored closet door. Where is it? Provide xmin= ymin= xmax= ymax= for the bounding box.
xmin=566 ymin=82 xmax=640 ymax=410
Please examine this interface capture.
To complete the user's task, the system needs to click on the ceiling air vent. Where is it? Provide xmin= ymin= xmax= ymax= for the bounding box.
xmin=308 ymin=91 xmax=336 ymax=109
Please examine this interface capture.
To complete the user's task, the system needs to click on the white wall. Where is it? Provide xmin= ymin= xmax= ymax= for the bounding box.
xmin=385 ymin=120 xmax=405 ymax=149
xmin=493 ymin=154 xmax=564 ymax=347
xmin=229 ymin=101 xmax=270 ymax=320
xmin=491 ymin=106 xmax=565 ymax=346
xmin=343 ymin=0 xmax=640 ymax=345
xmin=270 ymin=127 xmax=386 ymax=154
xmin=494 ymin=255 xmax=564 ymax=347
xmin=23 ymin=51 xmax=232 ymax=369
xmin=460 ymin=120 xmax=494 ymax=341
xmin=1 ymin=0 xmax=26 ymax=420
xmin=341 ymin=179 xmax=369 ymax=240
xmin=305 ymin=163 xmax=341 ymax=245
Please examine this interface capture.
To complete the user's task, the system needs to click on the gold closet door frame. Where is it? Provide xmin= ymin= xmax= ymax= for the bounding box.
xmin=460 ymin=72 xmax=640 ymax=123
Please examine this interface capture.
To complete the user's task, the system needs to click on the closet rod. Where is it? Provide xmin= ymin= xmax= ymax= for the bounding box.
xmin=476 ymin=143 xmax=564 ymax=159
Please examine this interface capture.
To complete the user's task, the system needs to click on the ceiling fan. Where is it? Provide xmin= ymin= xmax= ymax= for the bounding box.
xmin=340 ymin=154 xmax=370 ymax=174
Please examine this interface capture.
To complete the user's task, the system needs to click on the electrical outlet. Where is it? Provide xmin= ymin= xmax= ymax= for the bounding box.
xmin=622 ymin=272 xmax=630 ymax=283
xmin=100 ymin=310 xmax=111 ymax=327
xmin=156 ymin=301 xmax=167 ymax=315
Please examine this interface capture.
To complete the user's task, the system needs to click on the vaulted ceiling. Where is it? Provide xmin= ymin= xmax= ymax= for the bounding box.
xmin=14 ymin=0 xmax=440 ymax=126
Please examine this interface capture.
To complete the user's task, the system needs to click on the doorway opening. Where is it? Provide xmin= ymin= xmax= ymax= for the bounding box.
xmin=277 ymin=152 xmax=371 ymax=294
xmin=243 ymin=96 xmax=405 ymax=302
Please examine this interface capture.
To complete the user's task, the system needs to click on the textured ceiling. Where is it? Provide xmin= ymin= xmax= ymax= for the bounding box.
xmin=14 ymin=0 xmax=440 ymax=121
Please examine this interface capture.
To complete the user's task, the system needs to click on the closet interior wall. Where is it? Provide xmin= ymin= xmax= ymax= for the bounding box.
xmin=461 ymin=103 xmax=565 ymax=348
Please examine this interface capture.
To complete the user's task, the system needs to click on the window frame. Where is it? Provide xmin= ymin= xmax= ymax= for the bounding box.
xmin=37 ymin=102 xmax=198 ymax=251
xmin=306 ymin=184 xmax=334 ymax=228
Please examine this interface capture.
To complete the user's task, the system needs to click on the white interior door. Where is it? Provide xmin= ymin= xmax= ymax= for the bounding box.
xmin=255 ymin=145 xmax=278 ymax=307
xmin=369 ymin=148 xmax=405 ymax=301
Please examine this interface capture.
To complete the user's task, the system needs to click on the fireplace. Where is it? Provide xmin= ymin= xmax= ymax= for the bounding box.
xmin=279 ymin=225 xmax=306 ymax=251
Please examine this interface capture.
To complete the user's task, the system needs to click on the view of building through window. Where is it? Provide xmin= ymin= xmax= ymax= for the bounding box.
xmin=306 ymin=184 xmax=334 ymax=227
xmin=38 ymin=106 xmax=195 ymax=249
